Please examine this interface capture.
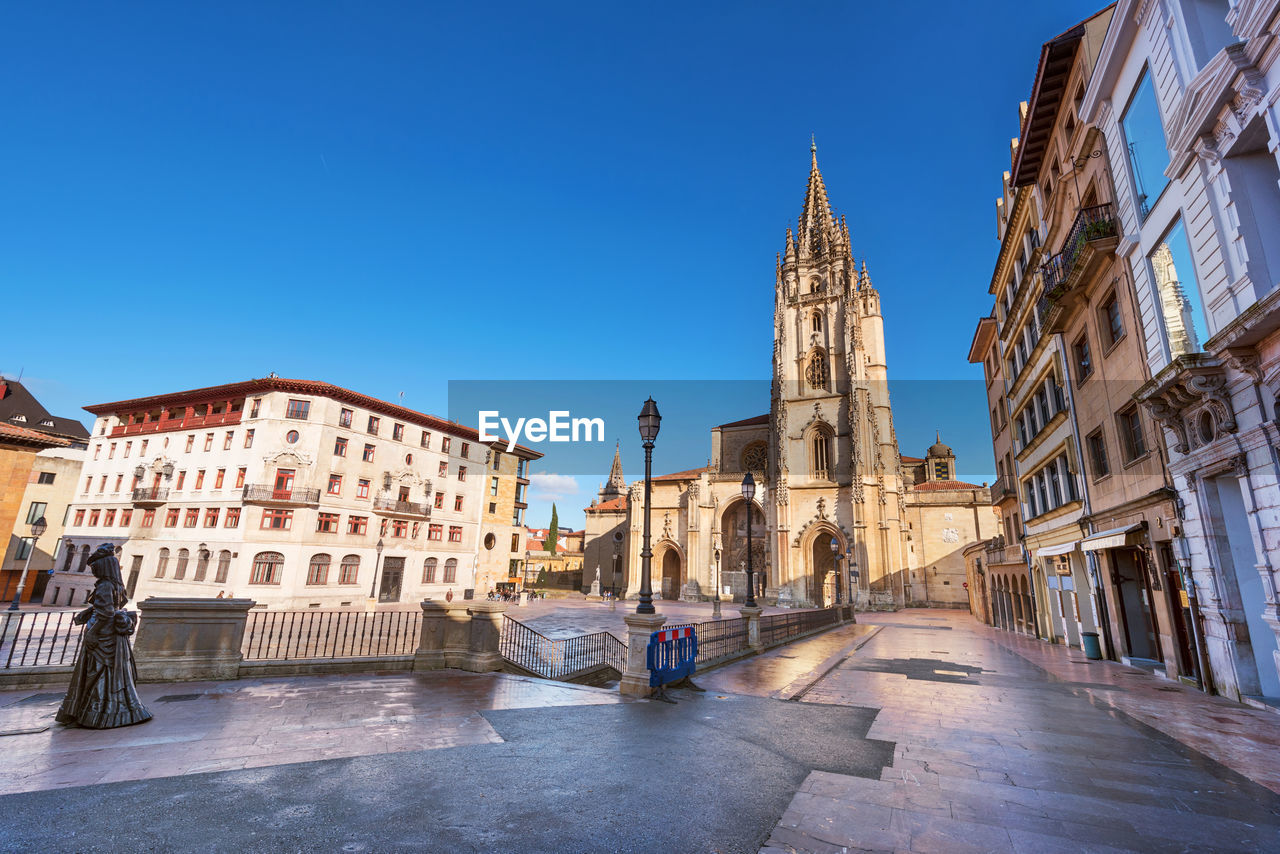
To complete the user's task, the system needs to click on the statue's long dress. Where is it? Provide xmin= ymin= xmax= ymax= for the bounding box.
xmin=56 ymin=580 xmax=152 ymax=728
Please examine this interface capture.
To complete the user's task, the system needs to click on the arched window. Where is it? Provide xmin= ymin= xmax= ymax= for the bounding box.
xmin=155 ymin=547 xmax=170 ymax=578
xmin=174 ymin=548 xmax=190 ymax=580
xmin=740 ymin=441 xmax=768 ymax=473
xmin=307 ymin=553 xmax=330 ymax=585
xmin=62 ymin=545 xmax=75 ymax=574
xmin=78 ymin=544 xmax=91 ymax=573
xmin=339 ymin=554 xmax=360 ymax=585
xmin=194 ymin=549 xmax=210 ymax=582
xmin=811 ymin=311 xmax=823 ymax=333
xmin=423 ymin=557 xmax=438 ymax=583
xmin=215 ymin=550 xmax=232 ymax=583
xmin=250 ymin=551 xmax=284 ymax=585
xmin=810 ymin=425 xmax=832 ymax=479
xmin=805 ymin=350 xmax=828 ymax=390
xmin=443 ymin=558 xmax=458 ymax=583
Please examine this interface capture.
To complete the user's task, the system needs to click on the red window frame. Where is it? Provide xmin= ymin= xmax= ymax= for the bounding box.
xmin=74 ymin=509 xmax=85 ymax=526
xmin=448 ymin=526 xmax=463 ymax=543
xmin=348 ymin=515 xmax=368 ymax=535
xmin=184 ymin=508 xmax=200 ymax=528
xmin=357 ymin=479 xmax=370 ymax=499
xmin=141 ymin=509 xmax=155 ymax=528
xmin=204 ymin=508 xmax=220 ymax=527
xmin=428 ymin=524 xmax=442 ymax=541
xmin=165 ymin=509 xmax=180 ymax=528
xmin=334 ymin=437 xmax=348 ymax=457
xmin=317 ymin=512 xmax=340 ymax=533
xmin=260 ymin=509 xmax=293 ymax=530
xmin=327 ymin=474 xmax=342 ymax=495
xmin=224 ymin=508 xmax=241 ymax=528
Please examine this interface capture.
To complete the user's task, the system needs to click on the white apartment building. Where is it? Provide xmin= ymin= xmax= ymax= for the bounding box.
xmin=59 ymin=378 xmax=489 ymax=609
xmin=1083 ymin=0 xmax=1280 ymax=702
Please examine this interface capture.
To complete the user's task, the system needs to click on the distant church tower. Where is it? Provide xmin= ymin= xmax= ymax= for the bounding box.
xmin=598 ymin=442 xmax=626 ymax=503
xmin=769 ymin=141 xmax=906 ymax=601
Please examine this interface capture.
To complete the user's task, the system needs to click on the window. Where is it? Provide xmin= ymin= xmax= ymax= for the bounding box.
xmin=367 ymin=415 xmax=380 ymax=435
xmin=1149 ymin=218 xmax=1209 ymax=357
xmin=123 ymin=441 xmax=131 ymax=458
xmin=185 ymin=435 xmax=195 ymax=453
xmin=194 ymin=549 xmax=210 ymax=582
xmin=511 ymin=533 xmax=521 ymax=552
xmin=393 ymin=423 xmax=404 ymax=441
xmin=216 ymin=550 xmax=232 ymax=583
xmin=250 ymin=551 xmax=284 ymax=584
xmin=421 ymin=431 xmax=431 ymax=448
xmin=165 ymin=509 xmax=180 ymax=528
xmin=286 ymin=399 xmax=311 ymax=420
xmin=140 ymin=439 xmax=148 ymax=455
xmin=195 ymin=470 xmax=205 ymax=490
xmin=460 ymin=442 xmax=470 ymax=459
xmin=26 ymin=502 xmax=47 ymax=524
xmin=141 ymin=509 xmax=154 ymax=528
xmin=205 ymin=508 xmax=220 ymax=527
xmin=428 ymin=524 xmax=443 ymax=541
xmin=204 ymin=433 xmax=214 ymax=452
xmin=363 ymin=444 xmax=376 ymax=463
xmin=379 ymin=518 xmax=388 ymax=536
xmin=438 ymin=461 xmax=448 ymax=477
xmin=184 ymin=508 xmax=199 ymax=528
xmin=443 ymin=558 xmax=458 ymax=582
xmin=317 ymin=512 xmax=340 ymax=533
xmin=328 ymin=474 xmax=342 ymax=495
xmin=250 ymin=398 xmax=261 ymax=418
xmin=1118 ymin=406 xmax=1148 ymax=462
xmin=261 ymin=509 xmax=293 ymax=530
xmin=339 ymin=408 xmax=354 ymax=428
xmin=348 ymin=515 xmax=368 ymax=535
xmin=357 ymin=479 xmax=370 ymax=499
xmin=1100 ymin=292 xmax=1124 ymax=348
xmin=442 ymin=437 xmax=452 ymax=453
xmin=98 ymin=475 xmax=107 ymax=492
xmin=156 ymin=548 xmax=170 ymax=578
xmin=434 ymin=492 xmax=445 ymax=509
xmin=215 ymin=469 xmax=225 ymax=489
xmin=1121 ymin=69 xmax=1170 ymax=220
xmin=810 ymin=426 xmax=832 ymax=479
xmin=334 ymin=436 xmax=348 ymax=457
xmin=286 ymin=430 xmax=300 ymax=444
xmin=307 ymin=554 xmax=330 ymax=585
xmin=339 ymin=554 xmax=360 ymax=584
xmin=224 ymin=431 xmax=234 ymax=450
xmin=1072 ymin=334 xmax=1093 ymax=385
xmin=93 ymin=444 xmax=101 ymax=460
xmin=15 ymin=537 xmax=33 ymax=561
xmin=458 ymin=466 xmax=466 ymax=481
xmin=1087 ymin=429 xmax=1110 ymax=479
xmin=108 ymin=442 xmax=116 ymax=459
xmin=114 ymin=474 xmax=124 ymax=493
xmin=423 ymin=557 xmax=437 ymax=583
xmin=491 ymin=477 xmax=499 ymax=496
xmin=89 ymin=509 xmax=101 ymax=526
xmin=392 ymin=519 xmax=408 ymax=538
xmin=492 ymin=451 xmax=501 ymax=471
xmin=83 ymin=476 xmax=91 ymax=494
xmin=448 ymin=526 xmax=463 ymax=543
xmin=411 ymin=521 xmax=421 ymax=538
xmin=244 ymin=429 xmax=255 ymax=448
xmin=37 ymin=471 xmax=55 ymax=485
xmin=454 ymin=495 xmax=464 ymax=512
xmin=225 ymin=507 xmax=241 ymax=527
xmin=174 ymin=548 xmax=189 ymax=580
xmin=74 ymin=509 xmax=85 ymax=527
xmin=119 ymin=509 xmax=132 ymax=526
xmin=236 ymin=467 xmax=246 ymax=488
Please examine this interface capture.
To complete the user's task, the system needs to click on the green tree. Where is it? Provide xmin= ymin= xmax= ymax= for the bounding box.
xmin=546 ymin=504 xmax=559 ymax=554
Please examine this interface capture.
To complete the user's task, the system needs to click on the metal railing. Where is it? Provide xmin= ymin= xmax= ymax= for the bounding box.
xmin=500 ymin=617 xmax=626 ymax=680
xmin=1041 ymin=203 xmax=1117 ymax=296
xmin=131 ymin=486 xmax=169 ymax=504
xmin=372 ymin=497 xmax=431 ymax=517
xmin=663 ymin=617 xmax=749 ymax=665
xmin=758 ymin=608 xmax=840 ymax=646
xmin=241 ymin=484 xmax=322 ymax=504
xmin=1 ymin=610 xmax=85 ymax=669
xmin=241 ymin=608 xmax=421 ymax=661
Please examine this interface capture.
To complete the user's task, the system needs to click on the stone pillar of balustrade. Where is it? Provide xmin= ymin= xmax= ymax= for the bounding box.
xmin=133 ymin=597 xmax=256 ymax=683
xmin=414 ymin=600 xmax=471 ymax=671
xmin=739 ymin=605 xmax=764 ymax=652
xmin=619 ymin=611 xmax=666 ymax=697
xmin=461 ymin=601 xmax=507 ymax=672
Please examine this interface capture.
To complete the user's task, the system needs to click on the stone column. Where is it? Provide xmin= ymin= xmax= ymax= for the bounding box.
xmin=461 ymin=601 xmax=506 ymax=673
xmin=413 ymin=600 xmax=452 ymax=671
xmin=619 ymin=611 xmax=665 ymax=697
xmin=443 ymin=602 xmax=472 ymax=669
xmin=133 ymin=597 xmax=256 ymax=683
xmin=740 ymin=605 xmax=763 ymax=652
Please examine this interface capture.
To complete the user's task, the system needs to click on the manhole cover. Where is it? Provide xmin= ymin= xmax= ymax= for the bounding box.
xmin=156 ymin=694 xmax=204 ymax=703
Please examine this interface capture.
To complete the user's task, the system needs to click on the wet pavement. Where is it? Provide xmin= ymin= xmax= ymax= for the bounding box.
xmin=506 ymin=597 xmax=804 ymax=639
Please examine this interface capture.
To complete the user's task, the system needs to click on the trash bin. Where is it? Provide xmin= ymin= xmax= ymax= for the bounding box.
xmin=1081 ymin=631 xmax=1102 ymax=660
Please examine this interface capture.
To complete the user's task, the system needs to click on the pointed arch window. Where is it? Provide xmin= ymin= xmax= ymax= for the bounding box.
xmin=810 ymin=425 xmax=833 ymax=479
xmin=806 ymin=350 xmax=828 ymax=390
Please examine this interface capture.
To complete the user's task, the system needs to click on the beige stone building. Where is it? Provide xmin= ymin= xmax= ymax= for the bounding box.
xmin=475 ymin=443 xmax=540 ymax=596
xmin=583 ymin=149 xmax=996 ymax=607
xmin=524 ymin=527 xmax=584 ymax=591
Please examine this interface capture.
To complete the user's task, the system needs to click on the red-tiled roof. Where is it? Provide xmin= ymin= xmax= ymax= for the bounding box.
xmin=900 ymin=455 xmax=925 ymax=463
xmin=0 ymin=422 xmax=72 ymax=448
xmin=912 ymin=480 xmax=985 ymax=491
xmin=84 ymin=377 xmax=542 ymax=458
xmin=589 ymin=496 xmax=628 ymax=512
xmin=653 ymin=466 xmax=713 ymax=482
xmin=716 ymin=414 xmax=770 ymax=429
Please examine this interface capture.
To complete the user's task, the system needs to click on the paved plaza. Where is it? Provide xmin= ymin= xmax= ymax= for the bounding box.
xmin=2 ymin=609 xmax=1279 ymax=852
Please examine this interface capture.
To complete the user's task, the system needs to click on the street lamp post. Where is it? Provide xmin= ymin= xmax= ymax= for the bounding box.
xmin=369 ymin=537 xmax=385 ymax=600
xmin=742 ymin=473 xmax=757 ymax=609
xmin=10 ymin=516 xmax=48 ymax=610
xmin=830 ymin=537 xmax=842 ymax=605
xmin=712 ymin=545 xmax=722 ymax=619
xmin=636 ymin=397 xmax=661 ymax=615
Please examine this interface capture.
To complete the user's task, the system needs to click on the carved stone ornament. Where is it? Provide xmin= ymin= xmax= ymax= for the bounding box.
xmin=1139 ymin=358 xmax=1237 ymax=455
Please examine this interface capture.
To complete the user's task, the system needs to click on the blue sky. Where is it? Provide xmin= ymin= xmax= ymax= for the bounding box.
xmin=2 ymin=1 xmax=1107 ymax=529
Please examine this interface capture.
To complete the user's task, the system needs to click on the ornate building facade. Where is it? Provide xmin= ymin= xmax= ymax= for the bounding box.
xmin=583 ymin=149 xmax=996 ymax=607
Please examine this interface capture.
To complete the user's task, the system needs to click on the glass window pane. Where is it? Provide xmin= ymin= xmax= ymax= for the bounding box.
xmin=1121 ymin=71 xmax=1170 ymax=220
xmin=1149 ymin=218 xmax=1210 ymax=356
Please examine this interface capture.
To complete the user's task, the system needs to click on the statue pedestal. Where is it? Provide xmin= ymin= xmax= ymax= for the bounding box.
xmin=586 ymin=579 xmax=603 ymax=601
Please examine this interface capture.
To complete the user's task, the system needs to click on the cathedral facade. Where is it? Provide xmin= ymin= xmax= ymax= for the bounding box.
xmin=583 ymin=148 xmax=996 ymax=608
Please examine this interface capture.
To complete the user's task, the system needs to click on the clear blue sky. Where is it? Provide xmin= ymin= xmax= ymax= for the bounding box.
xmin=2 ymin=1 xmax=1106 ymax=529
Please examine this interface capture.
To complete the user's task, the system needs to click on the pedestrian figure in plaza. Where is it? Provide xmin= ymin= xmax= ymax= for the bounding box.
xmin=56 ymin=543 xmax=152 ymax=729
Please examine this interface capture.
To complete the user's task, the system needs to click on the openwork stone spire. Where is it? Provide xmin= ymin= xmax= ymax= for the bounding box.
xmin=799 ymin=140 xmax=838 ymax=255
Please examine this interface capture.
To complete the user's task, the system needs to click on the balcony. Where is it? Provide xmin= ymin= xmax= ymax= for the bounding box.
xmin=1038 ymin=203 xmax=1119 ymax=333
xmin=984 ymin=539 xmax=1026 ymax=567
xmin=131 ymin=487 xmax=169 ymax=508
xmin=110 ymin=409 xmax=243 ymax=438
xmin=242 ymin=484 xmax=321 ymax=506
xmin=989 ymin=475 xmax=1017 ymax=504
xmin=372 ymin=497 xmax=431 ymax=518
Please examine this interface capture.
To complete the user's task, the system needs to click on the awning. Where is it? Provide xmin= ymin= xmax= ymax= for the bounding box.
xmin=1080 ymin=524 xmax=1145 ymax=552
xmin=1035 ymin=541 xmax=1079 ymax=558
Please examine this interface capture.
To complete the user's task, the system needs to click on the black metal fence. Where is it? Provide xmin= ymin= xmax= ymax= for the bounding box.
xmin=663 ymin=617 xmax=749 ymax=665
xmin=1 ymin=610 xmax=85 ymax=669
xmin=500 ymin=617 xmax=626 ymax=680
xmin=241 ymin=608 xmax=421 ymax=661
xmin=758 ymin=608 xmax=841 ymax=647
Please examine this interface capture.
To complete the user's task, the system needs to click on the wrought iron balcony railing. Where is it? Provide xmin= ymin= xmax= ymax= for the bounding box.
xmin=372 ymin=497 xmax=431 ymax=517
xmin=241 ymin=484 xmax=321 ymax=505
xmin=1040 ymin=203 xmax=1118 ymax=299
xmin=131 ymin=487 xmax=169 ymax=506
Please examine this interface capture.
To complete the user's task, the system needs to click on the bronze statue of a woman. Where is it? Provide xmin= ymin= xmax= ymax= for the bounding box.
xmin=56 ymin=543 xmax=152 ymax=729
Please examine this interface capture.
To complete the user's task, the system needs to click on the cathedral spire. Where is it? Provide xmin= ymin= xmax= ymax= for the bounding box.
xmin=600 ymin=441 xmax=626 ymax=502
xmin=799 ymin=140 xmax=837 ymax=254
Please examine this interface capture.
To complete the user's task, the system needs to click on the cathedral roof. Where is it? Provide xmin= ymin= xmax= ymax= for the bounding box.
xmin=652 ymin=466 xmax=713 ymax=482
xmin=588 ymin=496 xmax=628 ymax=512
xmin=716 ymin=414 xmax=769 ymax=429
